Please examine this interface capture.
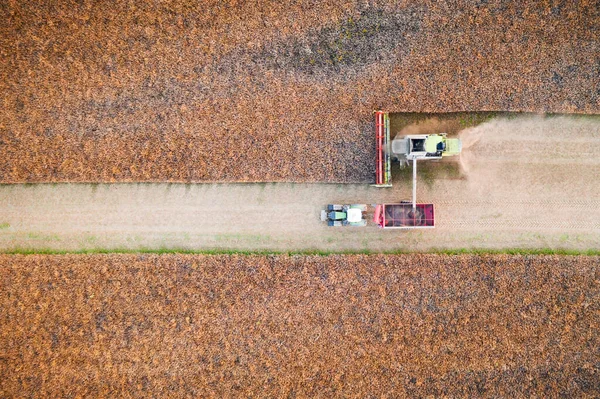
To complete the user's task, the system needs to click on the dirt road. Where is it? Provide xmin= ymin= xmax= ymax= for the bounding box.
xmin=1 ymin=115 xmax=598 ymax=252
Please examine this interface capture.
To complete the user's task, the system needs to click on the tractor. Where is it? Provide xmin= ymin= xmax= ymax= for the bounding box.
xmin=320 ymin=204 xmax=367 ymax=226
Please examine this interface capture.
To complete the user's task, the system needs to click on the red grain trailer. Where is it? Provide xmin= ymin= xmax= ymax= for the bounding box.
xmin=373 ymin=203 xmax=435 ymax=229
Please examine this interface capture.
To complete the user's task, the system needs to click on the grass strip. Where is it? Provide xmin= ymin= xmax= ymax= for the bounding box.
xmin=2 ymin=247 xmax=599 ymax=256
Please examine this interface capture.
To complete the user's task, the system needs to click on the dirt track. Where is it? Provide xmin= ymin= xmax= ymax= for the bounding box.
xmin=1 ymin=115 xmax=598 ymax=252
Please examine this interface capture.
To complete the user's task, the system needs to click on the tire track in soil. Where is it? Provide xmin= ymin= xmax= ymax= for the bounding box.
xmin=437 ymin=220 xmax=600 ymax=230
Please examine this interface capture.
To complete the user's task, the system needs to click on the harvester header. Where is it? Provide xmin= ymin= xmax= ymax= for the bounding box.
xmin=374 ymin=111 xmax=392 ymax=187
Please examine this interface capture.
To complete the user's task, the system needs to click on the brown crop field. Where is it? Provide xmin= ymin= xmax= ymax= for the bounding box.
xmin=1 ymin=254 xmax=599 ymax=397
xmin=2 ymin=2 xmax=599 ymax=397
xmin=2 ymin=0 xmax=599 ymax=183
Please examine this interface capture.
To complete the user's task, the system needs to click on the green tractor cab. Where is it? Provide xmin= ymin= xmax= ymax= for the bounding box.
xmin=321 ymin=204 xmax=367 ymax=227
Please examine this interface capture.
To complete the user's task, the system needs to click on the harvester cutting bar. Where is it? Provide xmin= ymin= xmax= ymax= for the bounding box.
xmin=374 ymin=111 xmax=392 ymax=187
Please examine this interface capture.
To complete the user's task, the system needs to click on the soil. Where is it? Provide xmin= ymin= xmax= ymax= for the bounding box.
xmin=1 ymin=1 xmax=599 ymax=183
xmin=1 ymin=253 xmax=598 ymax=397
xmin=1 ymin=114 xmax=598 ymax=252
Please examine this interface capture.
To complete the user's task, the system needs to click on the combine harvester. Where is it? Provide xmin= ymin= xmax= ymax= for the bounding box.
xmin=322 ymin=111 xmax=462 ymax=229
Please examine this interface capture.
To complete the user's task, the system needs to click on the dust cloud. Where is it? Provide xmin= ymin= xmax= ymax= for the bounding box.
xmin=457 ymin=124 xmax=485 ymax=174
xmin=456 ymin=115 xmax=600 ymax=194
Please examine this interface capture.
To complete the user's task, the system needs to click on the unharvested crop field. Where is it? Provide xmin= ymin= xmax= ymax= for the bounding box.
xmin=1 ymin=254 xmax=598 ymax=397
xmin=2 ymin=0 xmax=599 ymax=182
